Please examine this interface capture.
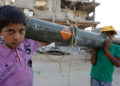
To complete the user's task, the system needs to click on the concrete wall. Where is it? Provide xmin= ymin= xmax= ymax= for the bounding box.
xmin=67 ymin=10 xmax=87 ymax=22
xmin=0 ymin=0 xmax=4 ymax=6
xmin=14 ymin=0 xmax=34 ymax=9
xmin=47 ymin=0 xmax=61 ymax=11
xmin=33 ymin=0 xmax=87 ymax=22
xmin=33 ymin=9 xmax=66 ymax=21
xmin=33 ymin=9 xmax=87 ymax=22
xmin=13 ymin=0 xmax=96 ymax=25
xmin=0 ymin=0 xmax=11 ymax=6
xmin=68 ymin=0 xmax=89 ymax=2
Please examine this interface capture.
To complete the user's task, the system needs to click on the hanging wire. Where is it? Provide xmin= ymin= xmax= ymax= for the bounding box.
xmin=40 ymin=47 xmax=65 ymax=72
xmin=67 ymin=25 xmax=76 ymax=86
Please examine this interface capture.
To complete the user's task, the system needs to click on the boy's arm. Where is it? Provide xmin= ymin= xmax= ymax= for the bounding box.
xmin=117 ymin=58 xmax=120 ymax=61
xmin=39 ymin=41 xmax=51 ymax=46
xmin=104 ymin=40 xmax=120 ymax=67
xmin=91 ymin=48 xmax=96 ymax=65
xmin=105 ymin=50 xmax=120 ymax=67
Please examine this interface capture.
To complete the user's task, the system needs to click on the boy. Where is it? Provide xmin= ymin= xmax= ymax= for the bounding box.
xmin=90 ymin=26 xmax=120 ymax=86
xmin=0 ymin=5 xmax=49 ymax=86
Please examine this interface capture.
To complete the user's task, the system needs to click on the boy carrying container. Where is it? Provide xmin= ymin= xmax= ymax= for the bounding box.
xmin=90 ymin=26 xmax=120 ymax=86
xmin=0 ymin=5 xmax=50 ymax=86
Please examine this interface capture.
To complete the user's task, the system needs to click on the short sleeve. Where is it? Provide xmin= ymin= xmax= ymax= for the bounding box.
xmin=31 ymin=40 xmax=39 ymax=53
xmin=24 ymin=39 xmax=40 ymax=53
xmin=114 ymin=45 xmax=120 ymax=58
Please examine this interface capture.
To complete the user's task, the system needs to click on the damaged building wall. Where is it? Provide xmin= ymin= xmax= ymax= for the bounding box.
xmin=67 ymin=10 xmax=88 ymax=22
xmin=3 ymin=0 xmax=100 ymax=29
xmin=67 ymin=0 xmax=89 ymax=2
xmin=14 ymin=0 xmax=34 ymax=10
xmin=33 ymin=0 xmax=67 ymax=22
xmin=33 ymin=0 xmax=65 ymax=21
xmin=0 ymin=0 xmax=4 ymax=6
xmin=33 ymin=0 xmax=93 ymax=24
xmin=0 ymin=0 xmax=14 ymax=6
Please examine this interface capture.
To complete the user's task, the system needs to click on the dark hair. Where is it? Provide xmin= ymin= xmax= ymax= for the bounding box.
xmin=106 ymin=31 xmax=116 ymax=35
xmin=0 ymin=5 xmax=26 ymax=31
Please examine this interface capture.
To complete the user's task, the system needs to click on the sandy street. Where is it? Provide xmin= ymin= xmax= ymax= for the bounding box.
xmin=32 ymin=54 xmax=120 ymax=86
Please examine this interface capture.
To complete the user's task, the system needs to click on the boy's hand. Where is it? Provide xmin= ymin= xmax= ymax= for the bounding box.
xmin=91 ymin=48 xmax=95 ymax=53
xmin=104 ymin=39 xmax=111 ymax=51
xmin=90 ymin=48 xmax=95 ymax=55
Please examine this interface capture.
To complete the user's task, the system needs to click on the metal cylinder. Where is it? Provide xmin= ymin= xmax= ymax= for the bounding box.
xmin=74 ymin=27 xmax=108 ymax=48
xmin=25 ymin=18 xmax=119 ymax=48
xmin=25 ymin=18 xmax=73 ymax=45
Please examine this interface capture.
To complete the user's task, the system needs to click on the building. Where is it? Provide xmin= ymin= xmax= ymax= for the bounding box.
xmin=0 ymin=0 xmax=100 ymax=29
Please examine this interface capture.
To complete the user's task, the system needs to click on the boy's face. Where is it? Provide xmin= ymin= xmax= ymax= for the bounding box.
xmin=107 ymin=31 xmax=115 ymax=40
xmin=0 ymin=23 xmax=26 ymax=48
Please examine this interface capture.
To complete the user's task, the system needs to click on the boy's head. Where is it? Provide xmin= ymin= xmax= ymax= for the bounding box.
xmin=0 ymin=5 xmax=26 ymax=31
xmin=0 ymin=5 xmax=26 ymax=48
xmin=100 ymin=25 xmax=117 ymax=40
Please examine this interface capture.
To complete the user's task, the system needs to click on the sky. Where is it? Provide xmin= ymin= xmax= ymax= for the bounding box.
xmin=95 ymin=0 xmax=120 ymax=31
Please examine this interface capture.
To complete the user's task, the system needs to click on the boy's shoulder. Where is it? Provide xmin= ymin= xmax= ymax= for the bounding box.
xmin=0 ymin=38 xmax=39 ymax=49
xmin=24 ymin=38 xmax=37 ymax=43
xmin=95 ymin=44 xmax=119 ymax=52
xmin=20 ymin=39 xmax=39 ymax=53
xmin=111 ymin=44 xmax=120 ymax=49
xmin=0 ymin=38 xmax=36 ymax=45
xmin=0 ymin=38 xmax=39 ymax=57
xmin=23 ymin=38 xmax=39 ymax=46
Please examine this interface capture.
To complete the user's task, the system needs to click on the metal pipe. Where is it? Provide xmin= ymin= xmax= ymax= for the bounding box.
xmin=25 ymin=18 xmax=119 ymax=48
xmin=74 ymin=27 xmax=108 ymax=48
xmin=25 ymin=18 xmax=73 ymax=45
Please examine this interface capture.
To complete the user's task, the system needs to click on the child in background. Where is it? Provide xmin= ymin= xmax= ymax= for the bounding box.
xmin=0 ymin=5 xmax=49 ymax=86
xmin=90 ymin=26 xmax=120 ymax=86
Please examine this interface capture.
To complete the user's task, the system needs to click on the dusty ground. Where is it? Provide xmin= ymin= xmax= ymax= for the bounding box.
xmin=32 ymin=53 xmax=120 ymax=86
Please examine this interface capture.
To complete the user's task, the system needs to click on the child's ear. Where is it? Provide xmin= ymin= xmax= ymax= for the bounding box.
xmin=0 ymin=34 xmax=3 ymax=39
